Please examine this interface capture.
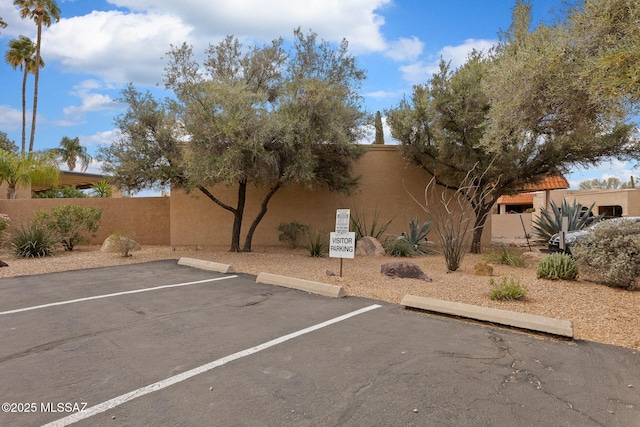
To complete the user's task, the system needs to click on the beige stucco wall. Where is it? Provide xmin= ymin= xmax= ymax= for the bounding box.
xmin=548 ymin=189 xmax=640 ymax=217
xmin=0 ymin=197 xmax=170 ymax=245
xmin=491 ymin=213 xmax=532 ymax=242
xmin=170 ymin=145 xmax=493 ymax=249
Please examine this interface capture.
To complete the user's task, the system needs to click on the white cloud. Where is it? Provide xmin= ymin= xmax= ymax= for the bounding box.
xmin=43 ymin=10 xmax=192 ymax=85
xmin=62 ymin=80 xmax=121 ymax=122
xmin=567 ymin=160 xmax=640 ymax=189
xmin=399 ymin=38 xmax=496 ymax=85
xmin=35 ymin=0 xmax=393 ymax=88
xmin=81 ymin=129 xmax=120 ymax=147
xmin=106 ymin=0 xmax=391 ymax=52
xmin=0 ymin=3 xmax=35 ymax=38
xmin=384 ymin=36 xmax=424 ymax=61
xmin=366 ymin=90 xmax=402 ymax=99
xmin=0 ymin=105 xmax=22 ymax=131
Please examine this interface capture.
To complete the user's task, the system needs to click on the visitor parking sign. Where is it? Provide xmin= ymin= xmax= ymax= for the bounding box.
xmin=329 ymin=232 xmax=355 ymax=259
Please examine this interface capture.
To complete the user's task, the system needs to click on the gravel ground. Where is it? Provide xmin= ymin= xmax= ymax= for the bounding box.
xmin=0 ymin=245 xmax=638 ymax=351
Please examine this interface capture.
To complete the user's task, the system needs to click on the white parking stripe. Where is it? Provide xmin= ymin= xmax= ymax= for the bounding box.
xmin=42 ymin=304 xmax=382 ymax=427
xmin=0 ymin=276 xmax=238 ymax=316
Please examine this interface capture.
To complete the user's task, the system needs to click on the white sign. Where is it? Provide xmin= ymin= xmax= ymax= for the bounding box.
xmin=329 ymin=232 xmax=355 ymax=259
xmin=335 ymin=209 xmax=350 ymax=234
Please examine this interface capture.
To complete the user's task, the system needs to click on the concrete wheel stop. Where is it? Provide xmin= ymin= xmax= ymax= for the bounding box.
xmin=178 ymin=257 xmax=235 ymax=274
xmin=401 ymin=294 xmax=573 ymax=338
xmin=256 ymin=272 xmax=346 ymax=299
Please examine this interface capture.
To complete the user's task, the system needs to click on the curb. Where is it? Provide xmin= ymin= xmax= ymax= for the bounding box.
xmin=177 ymin=257 xmax=235 ymax=274
xmin=400 ymin=294 xmax=573 ymax=338
xmin=256 ymin=272 xmax=346 ymax=299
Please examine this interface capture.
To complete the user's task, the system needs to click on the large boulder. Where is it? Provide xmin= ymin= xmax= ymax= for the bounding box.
xmin=356 ymin=236 xmax=386 ymax=256
xmin=381 ymin=262 xmax=432 ymax=282
xmin=474 ymin=262 xmax=494 ymax=276
xmin=100 ymin=235 xmax=141 ymax=255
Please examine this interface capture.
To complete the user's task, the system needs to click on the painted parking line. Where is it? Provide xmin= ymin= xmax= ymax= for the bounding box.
xmin=0 ymin=276 xmax=238 ymax=316
xmin=42 ymin=303 xmax=382 ymax=427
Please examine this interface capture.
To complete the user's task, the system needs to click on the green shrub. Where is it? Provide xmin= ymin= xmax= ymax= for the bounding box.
xmin=33 ymin=186 xmax=87 ymax=198
xmin=91 ymin=180 xmax=113 ymax=198
xmin=385 ymin=218 xmax=432 ymax=257
xmin=0 ymin=213 xmax=10 ymax=233
xmin=485 ymin=246 xmax=525 ymax=267
xmin=277 ymin=221 xmax=310 ymax=248
xmin=386 ymin=237 xmax=415 ymax=257
xmin=305 ymin=232 xmax=327 ymax=257
xmin=572 ymin=221 xmax=640 ymax=290
xmin=351 ymin=208 xmax=394 ymax=241
xmin=532 ymin=199 xmax=597 ymax=241
xmin=11 ymin=222 xmax=58 ymax=258
xmin=489 ymin=276 xmax=528 ymax=301
xmin=33 ymin=205 xmax=102 ymax=251
xmin=536 ymin=253 xmax=578 ymax=280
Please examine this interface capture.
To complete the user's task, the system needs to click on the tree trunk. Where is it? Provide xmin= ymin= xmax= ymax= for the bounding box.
xmin=21 ymin=68 xmax=27 ymax=153
xmin=243 ymin=182 xmax=282 ymax=252
xmin=196 ymin=184 xmax=241 ymax=251
xmin=230 ymin=180 xmax=247 ymax=252
xmin=470 ymin=203 xmax=493 ymax=254
xmin=29 ymin=18 xmax=42 ymax=152
xmin=8 ymin=184 xmax=16 ymax=200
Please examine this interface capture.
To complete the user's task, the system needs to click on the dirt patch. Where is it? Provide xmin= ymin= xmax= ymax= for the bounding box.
xmin=0 ymin=245 xmax=638 ymax=351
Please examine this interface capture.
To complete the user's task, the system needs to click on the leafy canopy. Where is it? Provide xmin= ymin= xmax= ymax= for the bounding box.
xmin=386 ymin=1 xmax=639 ymax=253
xmin=100 ymin=29 xmax=367 ymax=252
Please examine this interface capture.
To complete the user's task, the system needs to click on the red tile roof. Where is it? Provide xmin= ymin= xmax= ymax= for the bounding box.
xmin=521 ymin=175 xmax=569 ymax=191
xmin=497 ymin=194 xmax=535 ymax=204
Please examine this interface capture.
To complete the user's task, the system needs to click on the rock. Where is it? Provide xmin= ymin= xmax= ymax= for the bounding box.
xmin=100 ymin=235 xmax=141 ymax=254
xmin=474 ymin=262 xmax=493 ymax=276
xmin=356 ymin=236 xmax=385 ymax=256
xmin=325 ymin=269 xmax=336 ymax=276
xmin=381 ymin=262 xmax=432 ymax=282
xmin=0 ymin=260 xmax=8 ymax=267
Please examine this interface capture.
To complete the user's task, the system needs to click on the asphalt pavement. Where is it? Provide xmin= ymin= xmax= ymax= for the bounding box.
xmin=0 ymin=259 xmax=638 ymax=426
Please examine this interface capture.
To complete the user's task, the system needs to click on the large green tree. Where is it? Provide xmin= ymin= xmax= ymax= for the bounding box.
xmin=5 ymin=35 xmax=43 ymax=153
xmin=386 ymin=1 xmax=638 ymax=253
xmin=567 ymin=0 xmax=640 ymax=111
xmin=0 ymin=131 xmax=19 ymax=153
xmin=49 ymin=136 xmax=93 ymax=171
xmin=0 ymin=150 xmax=60 ymax=199
xmin=14 ymin=0 xmax=61 ymax=152
xmin=100 ymin=29 xmax=367 ymax=252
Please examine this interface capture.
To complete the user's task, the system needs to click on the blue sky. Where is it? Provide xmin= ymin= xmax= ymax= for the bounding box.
xmin=0 ymin=0 xmax=637 ymax=193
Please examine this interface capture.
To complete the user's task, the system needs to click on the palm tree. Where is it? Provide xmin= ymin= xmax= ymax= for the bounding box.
xmin=13 ymin=0 xmax=61 ymax=152
xmin=0 ymin=17 xmax=7 ymax=30
xmin=5 ymin=35 xmax=43 ymax=153
xmin=50 ymin=136 xmax=92 ymax=172
xmin=0 ymin=150 xmax=60 ymax=199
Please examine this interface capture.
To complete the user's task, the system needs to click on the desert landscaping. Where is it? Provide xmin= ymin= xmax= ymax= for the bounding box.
xmin=0 ymin=244 xmax=638 ymax=352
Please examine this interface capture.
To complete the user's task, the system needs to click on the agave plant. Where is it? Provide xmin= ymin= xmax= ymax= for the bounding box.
xmin=532 ymin=199 xmax=597 ymax=241
xmin=386 ymin=217 xmax=432 ymax=256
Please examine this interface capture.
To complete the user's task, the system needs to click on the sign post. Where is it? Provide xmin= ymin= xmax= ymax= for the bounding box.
xmin=330 ymin=209 xmax=355 ymax=277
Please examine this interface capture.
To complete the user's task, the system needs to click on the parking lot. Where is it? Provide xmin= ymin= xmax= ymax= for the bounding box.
xmin=1 ymin=259 xmax=639 ymax=426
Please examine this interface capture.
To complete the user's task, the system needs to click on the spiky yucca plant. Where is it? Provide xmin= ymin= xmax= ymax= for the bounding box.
xmin=532 ymin=199 xmax=597 ymax=241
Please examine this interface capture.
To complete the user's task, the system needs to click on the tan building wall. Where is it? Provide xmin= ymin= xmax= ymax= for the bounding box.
xmin=170 ymin=145 xmax=493 ymax=249
xmin=0 ymin=197 xmax=170 ymax=245
xmin=492 ymin=188 xmax=640 ymax=242
xmin=548 ymin=189 xmax=640 ymax=217
xmin=0 ymin=146 xmax=495 ymax=249
xmin=491 ymin=213 xmax=532 ymax=243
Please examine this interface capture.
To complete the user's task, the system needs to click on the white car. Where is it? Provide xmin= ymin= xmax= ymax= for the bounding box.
xmin=548 ymin=217 xmax=640 ymax=254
